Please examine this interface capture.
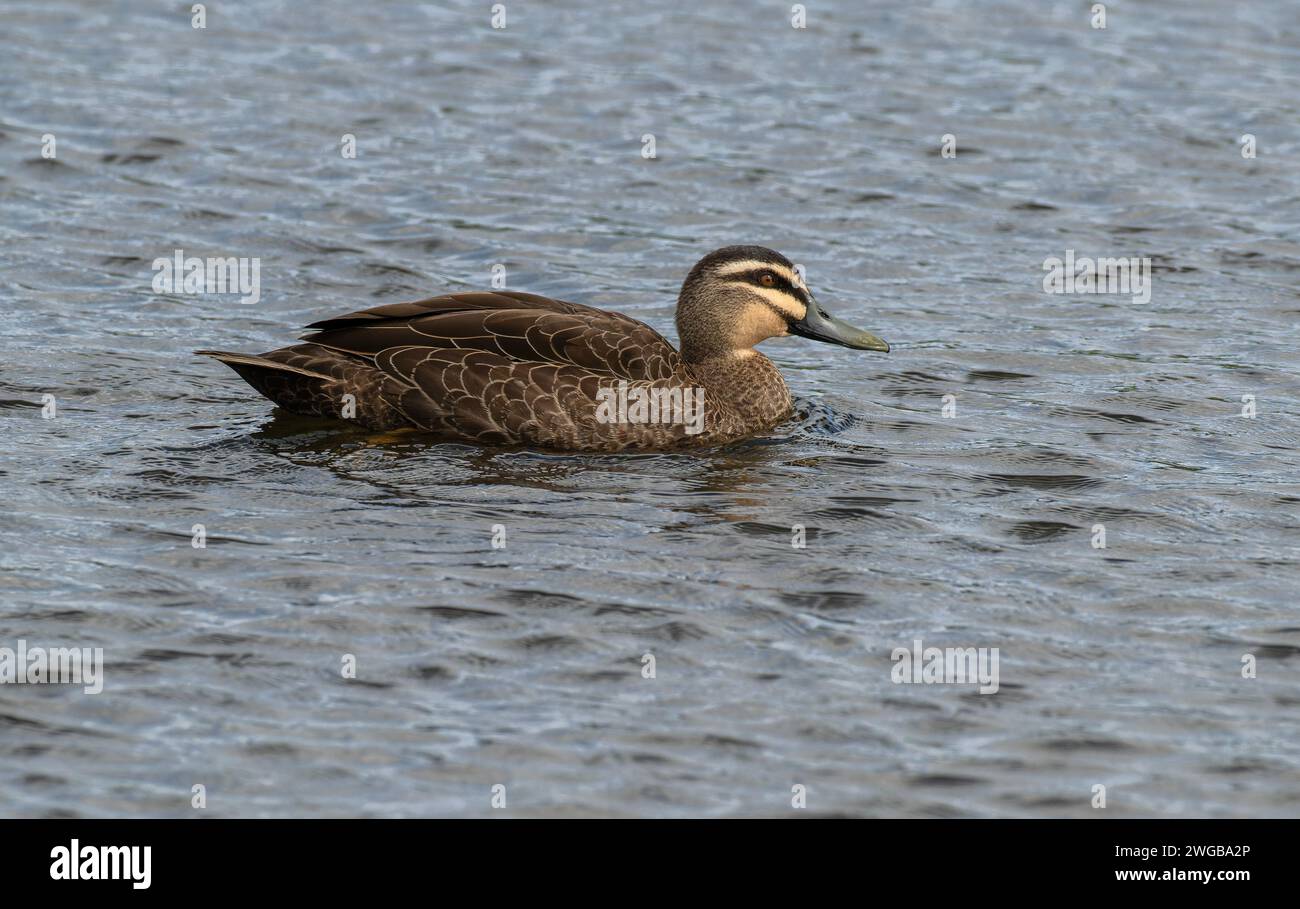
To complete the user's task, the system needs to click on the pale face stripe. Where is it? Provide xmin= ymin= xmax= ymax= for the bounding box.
xmin=744 ymin=284 xmax=807 ymax=320
xmin=714 ymin=260 xmax=799 ymax=282
xmin=712 ymin=260 xmax=808 ymax=320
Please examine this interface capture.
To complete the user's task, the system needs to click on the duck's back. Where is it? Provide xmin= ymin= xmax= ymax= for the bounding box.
xmin=201 ymin=291 xmax=732 ymax=451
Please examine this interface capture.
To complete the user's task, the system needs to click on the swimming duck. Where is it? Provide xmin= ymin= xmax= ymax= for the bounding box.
xmin=198 ymin=246 xmax=889 ymax=451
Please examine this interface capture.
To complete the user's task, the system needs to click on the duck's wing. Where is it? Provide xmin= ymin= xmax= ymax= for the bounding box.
xmin=288 ymin=291 xmax=700 ymax=448
xmin=301 ymin=290 xmax=685 ymax=382
xmin=307 ymin=290 xmax=628 ymax=329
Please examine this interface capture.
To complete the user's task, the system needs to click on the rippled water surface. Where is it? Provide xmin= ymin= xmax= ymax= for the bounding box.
xmin=2 ymin=0 xmax=1299 ymax=817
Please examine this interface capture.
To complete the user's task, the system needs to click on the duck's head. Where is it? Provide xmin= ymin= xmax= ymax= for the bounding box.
xmin=675 ymin=245 xmax=890 ymax=362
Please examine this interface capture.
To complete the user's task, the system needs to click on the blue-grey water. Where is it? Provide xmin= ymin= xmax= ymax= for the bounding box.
xmin=2 ymin=0 xmax=1299 ymax=817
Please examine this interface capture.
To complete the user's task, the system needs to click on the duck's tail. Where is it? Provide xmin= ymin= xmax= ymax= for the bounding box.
xmin=195 ymin=347 xmax=343 ymax=419
xmin=197 ymin=344 xmax=410 ymax=430
xmin=195 ymin=349 xmax=334 ymax=381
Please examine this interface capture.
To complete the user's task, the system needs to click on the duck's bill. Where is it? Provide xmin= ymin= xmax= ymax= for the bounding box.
xmin=790 ymin=302 xmax=890 ymax=352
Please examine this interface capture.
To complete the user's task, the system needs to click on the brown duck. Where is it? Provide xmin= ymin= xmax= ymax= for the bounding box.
xmin=198 ymin=246 xmax=889 ymax=451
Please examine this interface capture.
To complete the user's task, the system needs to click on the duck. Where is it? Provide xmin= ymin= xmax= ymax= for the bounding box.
xmin=197 ymin=245 xmax=890 ymax=451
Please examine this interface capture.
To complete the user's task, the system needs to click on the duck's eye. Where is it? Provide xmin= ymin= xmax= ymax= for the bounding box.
xmin=759 ymin=273 xmax=776 ymax=287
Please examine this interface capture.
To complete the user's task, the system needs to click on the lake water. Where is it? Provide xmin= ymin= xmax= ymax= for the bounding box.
xmin=2 ymin=0 xmax=1298 ymax=817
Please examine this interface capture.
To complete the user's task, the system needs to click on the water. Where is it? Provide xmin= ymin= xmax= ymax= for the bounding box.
xmin=2 ymin=0 xmax=1299 ymax=818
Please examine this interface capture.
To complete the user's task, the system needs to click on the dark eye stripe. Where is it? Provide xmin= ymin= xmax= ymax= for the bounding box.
xmin=761 ymin=300 xmax=797 ymax=323
xmin=743 ymin=270 xmax=808 ymax=304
